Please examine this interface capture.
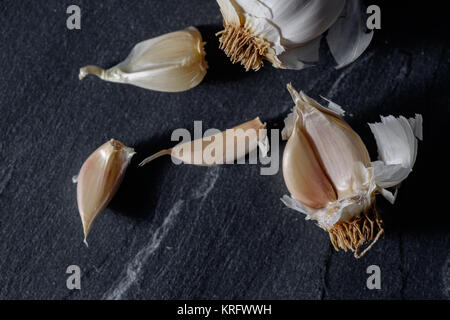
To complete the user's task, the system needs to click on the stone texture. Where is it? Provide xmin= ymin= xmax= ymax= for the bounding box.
xmin=0 ymin=1 xmax=448 ymax=299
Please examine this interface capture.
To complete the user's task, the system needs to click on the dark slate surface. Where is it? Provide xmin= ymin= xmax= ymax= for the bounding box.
xmin=0 ymin=1 xmax=448 ymax=300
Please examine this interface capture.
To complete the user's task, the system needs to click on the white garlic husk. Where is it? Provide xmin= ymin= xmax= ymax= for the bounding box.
xmin=79 ymin=27 xmax=208 ymax=92
xmin=281 ymin=84 xmax=422 ymax=258
xmin=216 ymin=0 xmax=372 ymax=71
xmin=75 ymin=139 xmax=135 ymax=245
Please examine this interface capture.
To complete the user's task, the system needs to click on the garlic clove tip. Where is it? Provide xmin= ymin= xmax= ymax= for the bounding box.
xmin=79 ymin=65 xmax=106 ymax=80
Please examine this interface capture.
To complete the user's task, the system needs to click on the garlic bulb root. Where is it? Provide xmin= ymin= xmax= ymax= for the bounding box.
xmin=217 ymin=25 xmax=270 ymax=71
xmin=328 ymin=203 xmax=384 ymax=259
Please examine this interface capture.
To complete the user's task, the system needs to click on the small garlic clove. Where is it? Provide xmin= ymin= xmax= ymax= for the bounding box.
xmin=139 ymin=118 xmax=267 ymax=166
xmin=79 ymin=27 xmax=207 ymax=92
xmin=76 ymin=139 xmax=135 ymax=244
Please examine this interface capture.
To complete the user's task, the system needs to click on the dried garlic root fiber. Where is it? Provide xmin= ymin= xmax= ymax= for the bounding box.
xmin=79 ymin=27 xmax=207 ymax=92
xmin=75 ymin=139 xmax=135 ymax=245
xmin=140 ymin=117 xmax=268 ymax=167
xmin=281 ymin=84 xmax=422 ymax=258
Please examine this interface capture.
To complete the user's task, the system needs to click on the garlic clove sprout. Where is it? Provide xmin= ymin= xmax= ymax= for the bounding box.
xmin=281 ymin=84 xmax=423 ymax=258
xmin=216 ymin=0 xmax=372 ymax=71
xmin=139 ymin=118 xmax=267 ymax=167
xmin=76 ymin=139 xmax=135 ymax=245
xmin=79 ymin=27 xmax=207 ymax=92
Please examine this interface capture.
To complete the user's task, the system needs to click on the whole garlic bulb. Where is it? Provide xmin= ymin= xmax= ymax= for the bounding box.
xmin=79 ymin=27 xmax=208 ymax=92
xmin=216 ymin=0 xmax=372 ymax=71
xmin=281 ymin=84 xmax=422 ymax=258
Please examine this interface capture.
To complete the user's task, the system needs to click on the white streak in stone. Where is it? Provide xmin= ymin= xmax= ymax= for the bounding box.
xmin=102 ymin=167 xmax=221 ymax=300
xmin=326 ymin=51 xmax=375 ymax=98
xmin=326 ymin=64 xmax=357 ymax=99
xmin=191 ymin=167 xmax=221 ymax=200
xmin=102 ymin=200 xmax=184 ymax=300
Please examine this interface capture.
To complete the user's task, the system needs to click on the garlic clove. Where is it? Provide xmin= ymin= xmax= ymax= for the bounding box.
xmin=76 ymin=139 xmax=135 ymax=244
xmin=281 ymin=84 xmax=423 ymax=258
xmin=281 ymin=85 xmax=382 ymax=257
xmin=79 ymin=27 xmax=207 ymax=92
xmin=139 ymin=118 xmax=267 ymax=167
xmin=287 ymin=84 xmax=371 ymax=199
xmin=283 ymin=118 xmax=337 ymax=209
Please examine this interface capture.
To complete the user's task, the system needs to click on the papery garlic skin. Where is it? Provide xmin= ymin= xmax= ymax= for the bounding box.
xmin=281 ymin=84 xmax=423 ymax=258
xmin=216 ymin=0 xmax=372 ymax=71
xmin=139 ymin=118 xmax=267 ymax=167
xmin=369 ymin=115 xmax=422 ymax=189
xmin=79 ymin=27 xmax=207 ymax=92
xmin=76 ymin=139 xmax=135 ymax=244
xmin=326 ymin=0 xmax=374 ymax=69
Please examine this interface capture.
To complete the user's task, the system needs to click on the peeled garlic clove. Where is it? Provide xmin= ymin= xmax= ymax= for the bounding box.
xmin=76 ymin=139 xmax=135 ymax=244
xmin=79 ymin=27 xmax=207 ymax=92
xmin=139 ymin=118 xmax=267 ymax=166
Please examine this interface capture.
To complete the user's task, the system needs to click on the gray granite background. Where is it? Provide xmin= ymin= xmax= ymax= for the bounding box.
xmin=0 ymin=1 xmax=448 ymax=299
